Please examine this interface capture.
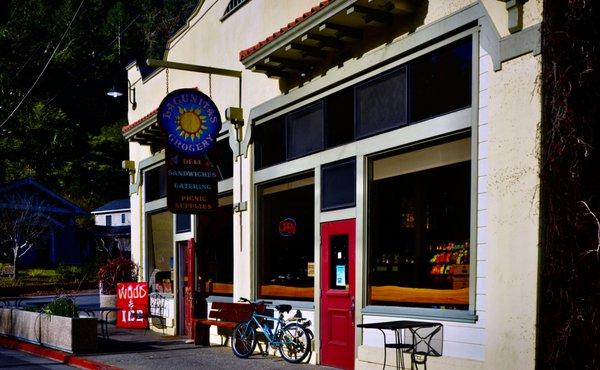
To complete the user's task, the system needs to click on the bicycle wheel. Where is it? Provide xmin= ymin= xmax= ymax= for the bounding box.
xmin=232 ymin=320 xmax=257 ymax=358
xmin=278 ymin=323 xmax=311 ymax=363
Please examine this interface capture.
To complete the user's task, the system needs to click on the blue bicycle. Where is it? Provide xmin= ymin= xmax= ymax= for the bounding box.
xmin=231 ymin=297 xmax=312 ymax=363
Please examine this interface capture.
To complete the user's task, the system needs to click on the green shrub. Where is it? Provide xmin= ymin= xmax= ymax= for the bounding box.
xmin=18 ymin=269 xmax=59 ymax=284
xmin=56 ymin=264 xmax=84 ymax=283
xmin=0 ymin=277 xmax=22 ymax=288
xmin=42 ymin=296 xmax=78 ymax=317
xmin=24 ymin=268 xmax=54 ymax=278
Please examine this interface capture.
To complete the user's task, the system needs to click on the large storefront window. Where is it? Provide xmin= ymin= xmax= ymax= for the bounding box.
xmin=253 ymin=36 xmax=472 ymax=171
xmin=368 ymin=138 xmax=471 ymax=310
xmin=148 ymin=210 xmax=174 ymax=293
xmin=258 ymin=175 xmax=314 ymax=301
xmin=197 ymin=195 xmax=234 ymax=296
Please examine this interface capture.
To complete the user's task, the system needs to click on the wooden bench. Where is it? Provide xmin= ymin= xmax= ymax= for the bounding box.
xmin=192 ymin=302 xmax=257 ymax=345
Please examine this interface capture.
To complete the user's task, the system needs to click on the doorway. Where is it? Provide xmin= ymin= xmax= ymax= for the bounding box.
xmin=320 ymin=219 xmax=356 ymax=370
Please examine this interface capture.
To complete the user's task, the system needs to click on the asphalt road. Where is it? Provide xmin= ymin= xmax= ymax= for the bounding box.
xmin=1 ymin=290 xmax=99 ymax=310
xmin=0 ymin=347 xmax=74 ymax=369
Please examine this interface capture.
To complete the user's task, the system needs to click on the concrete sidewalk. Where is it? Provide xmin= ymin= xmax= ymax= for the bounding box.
xmin=1 ymin=324 xmax=337 ymax=370
xmin=52 ymin=325 xmax=333 ymax=370
xmin=79 ymin=326 xmax=337 ymax=370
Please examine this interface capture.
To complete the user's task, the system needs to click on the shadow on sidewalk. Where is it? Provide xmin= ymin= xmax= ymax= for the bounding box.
xmin=95 ymin=326 xmax=193 ymax=354
xmin=81 ymin=326 xmax=335 ymax=369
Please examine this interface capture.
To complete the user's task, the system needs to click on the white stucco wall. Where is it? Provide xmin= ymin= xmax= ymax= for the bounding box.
xmin=484 ymin=52 xmax=540 ymax=370
xmin=93 ymin=211 xmax=130 ymax=226
xmin=127 ymin=0 xmax=323 ymax=125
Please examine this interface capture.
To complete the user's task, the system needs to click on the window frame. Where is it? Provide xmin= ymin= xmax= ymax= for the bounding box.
xmin=354 ymin=66 xmax=408 ymax=140
xmin=285 ymin=100 xmax=325 ymax=161
xmin=175 ymin=214 xmax=192 ymax=234
xmin=365 ymin=137 xmax=472 ymax=309
xmin=214 ymin=135 xmax=234 ymax=181
xmin=145 ymin=208 xmax=175 ymax=293
xmin=220 ymin=0 xmax=251 ymax=22
xmin=252 ymin=33 xmax=473 ymax=170
xmin=255 ymin=172 xmax=316 ymax=302
xmin=321 ymin=157 xmax=356 ymax=212
xmin=408 ymin=36 xmax=473 ymax=124
xmin=250 ymin=27 xmax=480 ymax=321
xmin=196 ymin=193 xmax=234 ymax=297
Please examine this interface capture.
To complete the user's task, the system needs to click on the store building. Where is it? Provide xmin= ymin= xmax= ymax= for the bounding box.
xmin=91 ymin=199 xmax=131 ymax=258
xmin=123 ymin=0 xmax=541 ymax=369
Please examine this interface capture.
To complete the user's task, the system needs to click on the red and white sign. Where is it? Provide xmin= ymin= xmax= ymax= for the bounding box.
xmin=116 ymin=282 xmax=149 ymax=329
xmin=278 ymin=217 xmax=297 ymax=237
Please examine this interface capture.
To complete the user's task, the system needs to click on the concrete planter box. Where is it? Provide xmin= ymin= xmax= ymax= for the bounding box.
xmin=0 ymin=308 xmax=97 ymax=353
xmin=99 ymin=293 xmax=117 ymax=322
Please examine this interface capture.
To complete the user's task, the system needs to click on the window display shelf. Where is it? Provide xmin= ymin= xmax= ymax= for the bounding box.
xmin=369 ymin=285 xmax=468 ymax=305
xmin=204 ymin=282 xmax=233 ymax=295
xmin=260 ymin=284 xmax=314 ymax=299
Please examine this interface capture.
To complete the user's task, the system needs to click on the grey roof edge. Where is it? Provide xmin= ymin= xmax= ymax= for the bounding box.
xmin=92 ymin=199 xmax=131 ymax=213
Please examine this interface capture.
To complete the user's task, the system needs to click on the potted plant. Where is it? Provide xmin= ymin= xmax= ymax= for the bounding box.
xmin=0 ymin=295 xmax=97 ymax=353
xmin=98 ymin=257 xmax=137 ymax=321
xmin=42 ymin=296 xmax=78 ymax=317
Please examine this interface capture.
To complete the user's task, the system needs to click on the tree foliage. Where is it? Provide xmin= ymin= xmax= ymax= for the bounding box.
xmin=0 ymin=0 xmax=197 ymax=209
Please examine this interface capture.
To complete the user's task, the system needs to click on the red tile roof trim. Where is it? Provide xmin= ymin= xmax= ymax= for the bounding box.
xmin=122 ymin=87 xmax=202 ymax=134
xmin=122 ymin=108 xmax=158 ymax=133
xmin=239 ymin=0 xmax=331 ymax=61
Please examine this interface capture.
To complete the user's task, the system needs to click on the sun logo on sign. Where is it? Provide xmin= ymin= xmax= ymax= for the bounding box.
xmin=175 ymin=107 xmax=207 ymax=139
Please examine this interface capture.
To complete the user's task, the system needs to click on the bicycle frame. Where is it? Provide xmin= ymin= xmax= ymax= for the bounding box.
xmin=233 ymin=298 xmax=312 ymax=364
xmin=247 ymin=311 xmax=288 ymax=346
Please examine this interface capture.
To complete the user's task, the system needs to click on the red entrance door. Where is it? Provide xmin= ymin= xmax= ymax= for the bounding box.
xmin=184 ymin=238 xmax=195 ymax=336
xmin=320 ymin=219 xmax=355 ymax=370
xmin=177 ymin=239 xmax=196 ymax=336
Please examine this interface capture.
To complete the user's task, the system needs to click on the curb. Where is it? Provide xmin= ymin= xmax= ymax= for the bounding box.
xmin=0 ymin=336 xmax=120 ymax=370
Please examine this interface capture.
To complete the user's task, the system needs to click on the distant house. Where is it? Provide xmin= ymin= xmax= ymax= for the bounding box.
xmin=91 ymin=199 xmax=131 ymax=258
xmin=0 ymin=177 xmax=88 ymax=267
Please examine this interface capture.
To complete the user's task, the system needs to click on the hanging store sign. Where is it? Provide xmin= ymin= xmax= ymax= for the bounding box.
xmin=165 ymin=146 xmax=218 ymax=214
xmin=158 ymin=88 xmax=222 ymax=156
xmin=116 ymin=282 xmax=149 ymax=329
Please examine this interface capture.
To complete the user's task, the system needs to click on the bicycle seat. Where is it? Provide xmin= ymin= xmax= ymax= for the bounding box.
xmin=275 ymin=304 xmax=292 ymax=313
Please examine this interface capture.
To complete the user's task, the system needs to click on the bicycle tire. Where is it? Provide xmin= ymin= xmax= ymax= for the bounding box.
xmin=278 ymin=322 xmax=311 ymax=363
xmin=232 ymin=320 xmax=257 ymax=358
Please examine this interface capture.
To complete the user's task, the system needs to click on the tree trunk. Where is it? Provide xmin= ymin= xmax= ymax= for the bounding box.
xmin=537 ymin=1 xmax=600 ymax=369
xmin=12 ymin=251 xmax=17 ymax=280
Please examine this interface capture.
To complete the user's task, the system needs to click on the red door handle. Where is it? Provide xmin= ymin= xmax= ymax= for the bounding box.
xmin=350 ymin=296 xmax=355 ymax=323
